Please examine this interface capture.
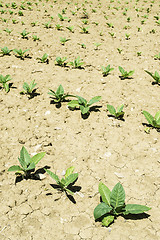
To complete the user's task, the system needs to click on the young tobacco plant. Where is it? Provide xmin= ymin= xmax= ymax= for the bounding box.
xmin=13 ymin=49 xmax=29 ymax=59
xmin=19 ymin=29 xmax=30 ymax=39
xmin=142 ymin=110 xmax=160 ymax=129
xmin=101 ymin=65 xmax=114 ymax=76
xmin=0 ymin=74 xmax=11 ymax=93
xmin=37 ymin=53 xmax=48 ymax=63
xmin=58 ymin=13 xmax=67 ymax=21
xmin=8 ymin=146 xmax=45 ymax=178
xmin=107 ymin=104 xmax=124 ymax=119
xmin=119 ymin=66 xmax=134 ymax=79
xmin=145 ymin=70 xmax=160 ymax=84
xmin=154 ymin=53 xmax=160 ymax=60
xmin=48 ymin=84 xmax=74 ymax=103
xmin=45 ymin=166 xmax=78 ymax=195
xmin=0 ymin=46 xmax=12 ymax=56
xmin=55 ymin=57 xmax=67 ymax=66
xmin=20 ymin=80 xmax=37 ymax=97
xmin=69 ymin=56 xmax=84 ymax=69
xmin=68 ymin=95 xmax=101 ymax=115
xmin=60 ymin=37 xmax=70 ymax=45
xmin=94 ymin=182 xmax=151 ymax=227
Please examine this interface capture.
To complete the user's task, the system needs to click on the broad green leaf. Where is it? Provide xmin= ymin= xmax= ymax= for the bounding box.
xmin=88 ymin=96 xmax=101 ymax=106
xmin=154 ymin=110 xmax=160 ymax=122
xmin=4 ymin=83 xmax=9 ymax=93
xmin=154 ymin=71 xmax=160 ymax=83
xmin=48 ymin=89 xmax=56 ymax=96
xmin=65 ymin=188 xmax=74 ymax=195
xmin=119 ymin=66 xmax=125 ymax=75
xmin=80 ymin=105 xmax=89 ymax=114
xmin=26 ymin=162 xmax=35 ymax=171
xmin=102 ymin=215 xmax=114 ymax=227
xmin=23 ymin=82 xmax=30 ymax=92
xmin=124 ymin=204 xmax=151 ymax=215
xmin=128 ymin=70 xmax=134 ymax=76
xmin=64 ymin=173 xmax=78 ymax=187
xmin=56 ymin=84 xmax=64 ymax=97
xmin=142 ymin=111 xmax=154 ymax=125
xmin=8 ymin=165 xmax=23 ymax=172
xmin=65 ymin=166 xmax=75 ymax=178
xmin=45 ymin=169 xmax=60 ymax=184
xmin=98 ymin=182 xmax=111 ymax=206
xmin=107 ymin=104 xmax=116 ymax=116
xmin=117 ymin=104 xmax=124 ymax=113
xmin=68 ymin=100 xmax=79 ymax=108
xmin=77 ymin=96 xmax=87 ymax=105
xmin=31 ymin=152 xmax=45 ymax=165
xmin=20 ymin=146 xmax=31 ymax=166
xmin=94 ymin=202 xmax=112 ymax=220
xmin=110 ymin=183 xmax=125 ymax=209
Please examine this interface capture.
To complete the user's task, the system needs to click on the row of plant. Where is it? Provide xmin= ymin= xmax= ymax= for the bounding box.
xmin=8 ymin=146 xmax=151 ymax=227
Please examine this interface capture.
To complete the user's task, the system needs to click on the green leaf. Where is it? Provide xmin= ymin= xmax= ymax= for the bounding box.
xmin=64 ymin=173 xmax=78 ymax=187
xmin=145 ymin=70 xmax=154 ymax=79
xmin=98 ymin=182 xmax=111 ymax=206
xmin=107 ymin=104 xmax=116 ymax=116
xmin=4 ymin=83 xmax=9 ymax=93
xmin=154 ymin=110 xmax=160 ymax=122
xmin=117 ymin=104 xmax=124 ymax=113
xmin=142 ymin=111 xmax=154 ymax=125
xmin=20 ymin=146 xmax=31 ymax=166
xmin=128 ymin=70 xmax=134 ymax=76
xmin=80 ymin=105 xmax=89 ymax=114
xmin=77 ymin=96 xmax=87 ymax=105
xmin=68 ymin=100 xmax=79 ymax=108
xmin=87 ymin=96 xmax=101 ymax=106
xmin=94 ymin=202 xmax=112 ymax=220
xmin=56 ymin=84 xmax=64 ymax=97
xmin=124 ymin=204 xmax=151 ymax=215
xmin=102 ymin=215 xmax=114 ymax=227
xmin=65 ymin=166 xmax=75 ymax=178
xmin=65 ymin=188 xmax=74 ymax=195
xmin=30 ymin=152 xmax=45 ymax=165
xmin=110 ymin=183 xmax=125 ymax=209
xmin=45 ymin=169 xmax=60 ymax=184
xmin=26 ymin=162 xmax=35 ymax=171
xmin=8 ymin=165 xmax=23 ymax=172
xmin=119 ymin=66 xmax=125 ymax=75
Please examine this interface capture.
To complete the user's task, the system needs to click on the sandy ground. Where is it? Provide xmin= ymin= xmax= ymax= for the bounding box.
xmin=0 ymin=0 xmax=160 ymax=239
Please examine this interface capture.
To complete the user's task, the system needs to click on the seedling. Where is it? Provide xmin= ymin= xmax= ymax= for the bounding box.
xmin=68 ymin=95 xmax=101 ymax=115
xmin=48 ymin=84 xmax=74 ymax=103
xmin=94 ymin=182 xmax=151 ymax=227
xmin=55 ymin=24 xmax=63 ymax=30
xmin=79 ymin=26 xmax=89 ymax=33
xmin=55 ymin=57 xmax=67 ymax=66
xmin=58 ymin=13 xmax=67 ymax=21
xmin=106 ymin=22 xmax=114 ymax=28
xmin=107 ymin=104 xmax=124 ymax=119
xmin=37 ymin=53 xmax=48 ymax=63
xmin=0 ymin=74 xmax=11 ymax=93
xmin=101 ymin=65 xmax=114 ymax=76
xmin=118 ymin=66 xmax=134 ymax=79
xmin=60 ymin=37 xmax=70 ymax=45
xmin=32 ymin=35 xmax=40 ymax=41
xmin=137 ymin=52 xmax=142 ymax=56
xmin=0 ymin=47 xmax=12 ymax=56
xmin=12 ymin=19 xmax=18 ymax=24
xmin=94 ymin=43 xmax=101 ymax=50
xmin=117 ymin=48 xmax=122 ymax=54
xmin=4 ymin=28 xmax=13 ymax=34
xmin=145 ymin=70 xmax=160 ymax=84
xmin=13 ymin=49 xmax=29 ymax=59
xmin=154 ymin=53 xmax=160 ymax=60
xmin=20 ymin=80 xmax=37 ymax=97
xmin=125 ymin=33 xmax=130 ymax=40
xmin=19 ymin=29 xmax=30 ymax=39
xmin=66 ymin=26 xmax=74 ymax=33
xmin=31 ymin=21 xmax=38 ymax=27
xmin=69 ymin=56 xmax=84 ymax=69
xmin=82 ymin=19 xmax=88 ymax=24
xmin=45 ymin=166 xmax=78 ymax=195
xmin=8 ymin=146 xmax=45 ymax=178
xmin=108 ymin=32 xmax=115 ymax=38
xmin=142 ymin=110 xmax=160 ymax=129
xmin=44 ymin=21 xmax=52 ymax=29
xmin=78 ymin=43 xmax=86 ymax=49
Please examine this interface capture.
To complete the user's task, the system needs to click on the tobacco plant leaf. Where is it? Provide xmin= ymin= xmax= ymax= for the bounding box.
xmin=20 ymin=146 xmax=31 ymax=166
xmin=87 ymin=96 xmax=101 ymax=106
xmin=110 ymin=183 xmax=125 ymax=209
xmin=94 ymin=202 xmax=112 ymax=220
xmin=80 ymin=105 xmax=89 ymax=114
xmin=45 ymin=169 xmax=60 ymax=184
xmin=64 ymin=173 xmax=78 ymax=187
xmin=107 ymin=104 xmax=116 ymax=115
xmin=68 ymin=100 xmax=79 ymax=108
xmin=31 ymin=152 xmax=45 ymax=165
xmin=98 ymin=182 xmax=111 ymax=206
xmin=142 ymin=111 xmax=154 ymax=125
xmin=102 ymin=215 xmax=114 ymax=227
xmin=124 ymin=204 xmax=151 ymax=215
xmin=155 ymin=110 xmax=160 ymax=122
xmin=8 ymin=165 xmax=23 ymax=172
xmin=117 ymin=104 xmax=124 ymax=113
xmin=65 ymin=166 xmax=75 ymax=178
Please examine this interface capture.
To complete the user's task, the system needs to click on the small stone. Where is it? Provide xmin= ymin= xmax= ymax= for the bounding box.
xmin=45 ymin=110 xmax=51 ymax=115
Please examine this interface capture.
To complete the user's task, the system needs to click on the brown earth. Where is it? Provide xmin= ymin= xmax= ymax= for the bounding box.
xmin=0 ymin=0 xmax=160 ymax=239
